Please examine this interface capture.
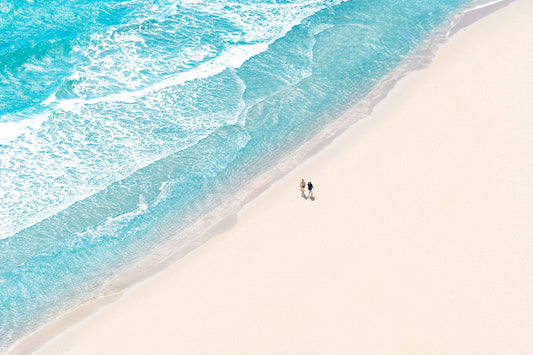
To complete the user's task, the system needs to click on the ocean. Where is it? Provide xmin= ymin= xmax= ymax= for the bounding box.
xmin=0 ymin=0 xmax=490 ymax=351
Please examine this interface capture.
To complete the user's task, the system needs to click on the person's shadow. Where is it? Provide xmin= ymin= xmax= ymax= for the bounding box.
xmin=309 ymin=196 xmax=315 ymax=201
xmin=301 ymin=194 xmax=308 ymax=200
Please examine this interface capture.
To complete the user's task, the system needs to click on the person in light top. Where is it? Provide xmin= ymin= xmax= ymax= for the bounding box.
xmin=300 ymin=178 xmax=306 ymax=196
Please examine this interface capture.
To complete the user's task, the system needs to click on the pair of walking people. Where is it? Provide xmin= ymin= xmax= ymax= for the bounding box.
xmin=300 ymin=178 xmax=314 ymax=198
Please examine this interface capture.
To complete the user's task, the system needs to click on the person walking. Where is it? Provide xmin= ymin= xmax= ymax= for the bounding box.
xmin=300 ymin=178 xmax=306 ymax=196
xmin=307 ymin=181 xmax=314 ymax=198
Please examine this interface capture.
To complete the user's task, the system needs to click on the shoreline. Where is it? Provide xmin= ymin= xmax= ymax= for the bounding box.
xmin=8 ymin=0 xmax=531 ymax=353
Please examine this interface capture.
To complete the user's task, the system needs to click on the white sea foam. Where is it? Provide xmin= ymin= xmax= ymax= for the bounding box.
xmin=46 ymin=43 xmax=268 ymax=110
xmin=7 ymin=0 xmax=327 ymax=240
xmin=22 ymin=63 xmax=48 ymax=73
xmin=0 ymin=113 xmax=49 ymax=144
xmin=0 ymin=67 xmax=246 ymax=239
xmin=0 ymin=1 xmax=12 ymax=13
xmin=40 ymin=0 xmax=345 ymax=110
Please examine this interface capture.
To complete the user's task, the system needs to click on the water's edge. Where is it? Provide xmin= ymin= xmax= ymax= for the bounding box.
xmin=7 ymin=0 xmax=515 ymax=353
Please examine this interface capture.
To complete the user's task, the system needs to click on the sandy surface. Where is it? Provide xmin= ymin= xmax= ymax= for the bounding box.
xmin=34 ymin=1 xmax=533 ymax=354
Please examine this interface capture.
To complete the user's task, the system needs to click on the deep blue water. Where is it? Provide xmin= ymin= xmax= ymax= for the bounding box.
xmin=0 ymin=0 xmax=479 ymax=350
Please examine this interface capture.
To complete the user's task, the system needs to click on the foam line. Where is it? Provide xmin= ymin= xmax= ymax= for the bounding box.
xmin=0 ymin=113 xmax=49 ymax=144
xmin=45 ymin=43 xmax=268 ymax=110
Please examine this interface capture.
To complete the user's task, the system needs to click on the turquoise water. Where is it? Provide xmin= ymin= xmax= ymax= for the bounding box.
xmin=0 ymin=0 xmax=480 ymax=350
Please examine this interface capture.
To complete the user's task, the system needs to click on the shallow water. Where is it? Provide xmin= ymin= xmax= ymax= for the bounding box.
xmin=0 ymin=0 xmax=480 ymax=350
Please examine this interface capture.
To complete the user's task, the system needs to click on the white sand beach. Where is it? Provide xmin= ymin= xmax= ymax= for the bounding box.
xmin=32 ymin=0 xmax=533 ymax=354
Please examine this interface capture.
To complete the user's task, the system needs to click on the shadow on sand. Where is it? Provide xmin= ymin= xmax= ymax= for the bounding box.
xmin=301 ymin=194 xmax=316 ymax=201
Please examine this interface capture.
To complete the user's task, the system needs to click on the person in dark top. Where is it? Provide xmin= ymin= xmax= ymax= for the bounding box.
xmin=307 ymin=181 xmax=314 ymax=198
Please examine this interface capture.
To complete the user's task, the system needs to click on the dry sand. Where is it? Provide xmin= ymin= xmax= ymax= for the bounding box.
xmin=34 ymin=0 xmax=533 ymax=354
